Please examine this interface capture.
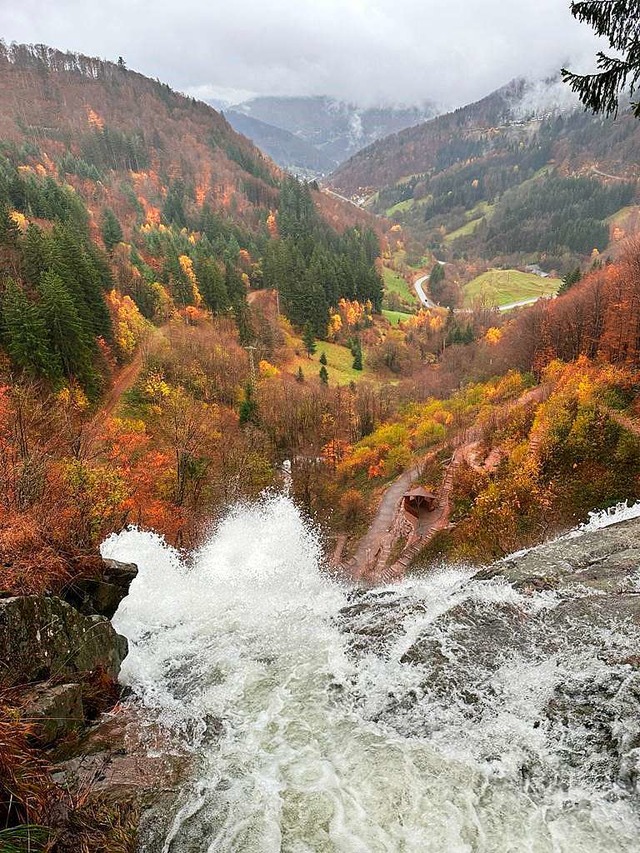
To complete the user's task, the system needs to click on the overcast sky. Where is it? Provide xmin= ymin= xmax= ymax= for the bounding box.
xmin=0 ymin=0 xmax=602 ymax=108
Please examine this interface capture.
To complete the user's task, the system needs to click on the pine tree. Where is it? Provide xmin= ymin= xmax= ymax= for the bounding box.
xmin=429 ymin=262 xmax=445 ymax=303
xmin=558 ymin=267 xmax=582 ymax=295
xmin=352 ymin=337 xmax=363 ymax=371
xmin=562 ymin=1 xmax=640 ymax=118
xmin=319 ymin=351 xmax=327 ymax=366
xmin=319 ymin=364 xmax=329 ymax=385
xmin=1 ymin=279 xmax=60 ymax=380
xmin=239 ymin=382 xmax=259 ymax=425
xmin=302 ymin=322 xmax=316 ymax=357
xmin=196 ymin=256 xmax=228 ymax=313
xmin=101 ymin=208 xmax=123 ymax=251
xmin=296 ymin=366 xmax=305 ymax=383
xmin=0 ymin=206 xmax=19 ymax=246
xmin=37 ymin=270 xmax=95 ymax=389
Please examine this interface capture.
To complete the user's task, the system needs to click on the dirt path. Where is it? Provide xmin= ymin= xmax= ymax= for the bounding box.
xmin=86 ymin=325 xmax=167 ymax=444
xmin=338 ymin=384 xmax=549 ymax=585
xmin=90 ymin=347 xmax=145 ymax=429
xmin=345 ymin=466 xmax=422 ymax=579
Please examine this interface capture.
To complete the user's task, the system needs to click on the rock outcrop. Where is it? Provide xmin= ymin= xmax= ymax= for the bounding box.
xmin=0 ymin=594 xmax=128 ymax=685
xmin=337 ymin=515 xmax=640 ymax=799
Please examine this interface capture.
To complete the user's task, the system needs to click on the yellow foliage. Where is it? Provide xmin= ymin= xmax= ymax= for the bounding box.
xmin=259 ymin=360 xmax=280 ymax=378
xmin=56 ymin=383 xmax=90 ymax=412
xmin=484 ymin=327 xmax=502 ymax=345
xmin=328 ymin=313 xmax=343 ymax=339
xmin=144 ymin=371 xmax=172 ymax=402
xmin=9 ymin=211 xmax=28 ymax=233
xmin=179 ymin=255 xmax=202 ymax=306
xmin=106 ymin=290 xmax=148 ymax=359
xmin=87 ymin=108 xmax=105 ymax=130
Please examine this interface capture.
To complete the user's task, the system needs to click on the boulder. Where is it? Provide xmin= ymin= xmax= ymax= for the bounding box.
xmin=0 ymin=595 xmax=128 ymax=685
xmin=22 ymin=682 xmax=84 ymax=745
xmin=64 ymin=558 xmax=138 ymax=619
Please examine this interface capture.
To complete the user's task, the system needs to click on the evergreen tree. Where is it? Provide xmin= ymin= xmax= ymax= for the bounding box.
xmin=562 ymin=1 xmax=640 ymax=118
xmin=195 ymin=256 xmax=228 ymax=313
xmin=429 ymin=262 xmax=445 ymax=303
xmin=1 ymin=279 xmax=60 ymax=380
xmin=319 ymin=365 xmax=329 ymax=385
xmin=162 ymin=180 xmax=187 ymax=228
xmin=296 ymin=366 xmax=305 ymax=383
xmin=302 ymin=322 xmax=316 ymax=357
xmin=101 ymin=207 xmax=123 ymax=251
xmin=239 ymin=382 xmax=259 ymax=425
xmin=225 ymin=263 xmax=252 ymax=344
xmin=0 ymin=206 xmax=19 ymax=246
xmin=37 ymin=270 xmax=96 ymax=390
xmin=319 ymin=351 xmax=327 ymax=366
xmin=558 ymin=266 xmax=582 ymax=295
xmin=352 ymin=337 xmax=363 ymax=371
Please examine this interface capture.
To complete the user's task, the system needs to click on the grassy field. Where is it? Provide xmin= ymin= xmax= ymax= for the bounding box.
xmin=386 ymin=198 xmax=415 ymax=217
xmin=463 ymin=269 xmax=561 ymax=308
xmin=287 ymin=339 xmax=378 ymax=386
xmin=443 ymin=201 xmax=495 ymax=244
xmin=382 ymin=267 xmax=416 ymax=306
xmin=444 ymin=217 xmax=484 ymax=244
xmin=383 ymin=309 xmax=414 ymax=325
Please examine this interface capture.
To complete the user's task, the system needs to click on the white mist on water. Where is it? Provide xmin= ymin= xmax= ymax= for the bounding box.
xmin=102 ymin=496 xmax=640 ymax=852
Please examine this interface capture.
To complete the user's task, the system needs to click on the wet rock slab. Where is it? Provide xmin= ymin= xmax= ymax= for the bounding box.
xmin=477 ymin=516 xmax=640 ymax=595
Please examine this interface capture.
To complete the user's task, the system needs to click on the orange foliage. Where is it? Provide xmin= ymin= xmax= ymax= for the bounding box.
xmin=87 ymin=107 xmax=105 ymax=130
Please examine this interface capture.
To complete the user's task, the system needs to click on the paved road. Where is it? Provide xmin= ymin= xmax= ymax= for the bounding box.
xmin=498 ymin=296 xmax=545 ymax=312
xmin=321 ymin=187 xmax=364 ymax=209
xmin=413 ymin=274 xmax=438 ymax=309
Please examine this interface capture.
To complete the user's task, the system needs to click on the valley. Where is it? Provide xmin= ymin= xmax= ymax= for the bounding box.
xmin=2 ymin=10 xmax=640 ymax=849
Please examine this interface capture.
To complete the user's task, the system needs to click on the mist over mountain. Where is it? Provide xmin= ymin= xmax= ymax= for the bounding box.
xmin=225 ymin=95 xmax=438 ymax=175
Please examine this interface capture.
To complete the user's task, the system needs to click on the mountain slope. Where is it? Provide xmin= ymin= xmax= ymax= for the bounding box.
xmin=328 ymin=79 xmax=640 ymax=274
xmin=0 ymin=42 xmax=383 ymax=394
xmin=225 ymin=109 xmax=336 ymax=176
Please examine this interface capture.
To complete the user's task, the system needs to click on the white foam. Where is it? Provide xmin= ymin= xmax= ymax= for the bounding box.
xmin=104 ymin=496 xmax=640 ymax=851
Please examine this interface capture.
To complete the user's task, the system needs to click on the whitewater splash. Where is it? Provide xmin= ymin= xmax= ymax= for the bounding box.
xmin=102 ymin=496 xmax=640 ymax=852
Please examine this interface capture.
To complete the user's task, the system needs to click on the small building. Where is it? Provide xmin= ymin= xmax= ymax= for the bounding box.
xmin=403 ymin=486 xmax=438 ymax=519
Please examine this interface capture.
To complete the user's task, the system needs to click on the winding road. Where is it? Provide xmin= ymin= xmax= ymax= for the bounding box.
xmin=413 ymin=274 xmax=439 ymax=309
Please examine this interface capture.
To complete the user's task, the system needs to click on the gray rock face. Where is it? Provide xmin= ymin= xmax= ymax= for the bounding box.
xmin=337 ymin=515 xmax=640 ymax=801
xmin=64 ymin=558 xmax=138 ymax=619
xmin=476 ymin=516 xmax=640 ymax=595
xmin=0 ymin=595 xmax=128 ymax=685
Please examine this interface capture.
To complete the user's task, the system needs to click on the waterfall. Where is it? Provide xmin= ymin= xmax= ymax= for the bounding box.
xmin=102 ymin=496 xmax=640 ymax=852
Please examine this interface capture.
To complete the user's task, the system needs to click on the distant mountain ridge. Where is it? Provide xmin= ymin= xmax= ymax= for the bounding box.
xmin=225 ymin=95 xmax=438 ymax=175
xmin=225 ymin=110 xmax=336 ymax=176
xmin=326 ymin=78 xmax=640 ymax=274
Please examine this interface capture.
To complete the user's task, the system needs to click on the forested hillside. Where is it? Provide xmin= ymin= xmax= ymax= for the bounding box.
xmin=329 ymin=79 xmax=640 ymax=274
xmin=0 ymin=42 xmax=382 ymax=393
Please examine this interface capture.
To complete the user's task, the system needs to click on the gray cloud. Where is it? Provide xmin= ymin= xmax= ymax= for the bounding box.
xmin=0 ymin=0 xmax=603 ymax=108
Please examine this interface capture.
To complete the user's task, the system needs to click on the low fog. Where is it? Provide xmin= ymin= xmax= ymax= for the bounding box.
xmin=0 ymin=0 xmax=602 ymax=109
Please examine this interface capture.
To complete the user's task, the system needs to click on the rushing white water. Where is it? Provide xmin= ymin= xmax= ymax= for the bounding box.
xmin=102 ymin=497 xmax=640 ymax=852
